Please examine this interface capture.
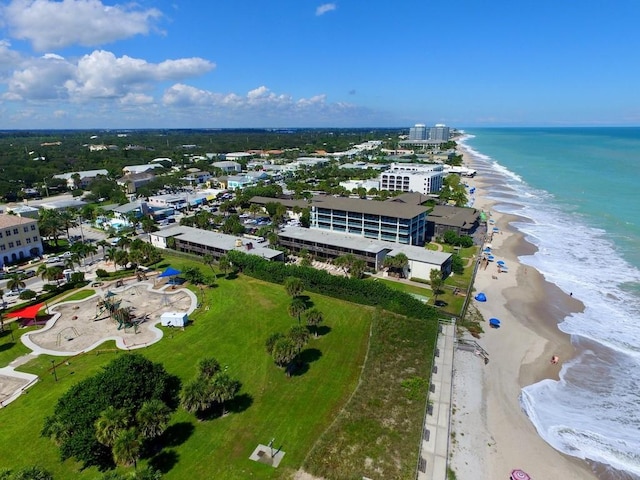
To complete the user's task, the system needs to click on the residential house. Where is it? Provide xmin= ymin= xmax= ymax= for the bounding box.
xmin=52 ymin=169 xmax=108 ymax=189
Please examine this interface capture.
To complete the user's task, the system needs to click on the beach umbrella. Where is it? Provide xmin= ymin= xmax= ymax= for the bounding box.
xmin=489 ymin=318 xmax=501 ymax=328
xmin=497 ymin=260 xmax=505 ymax=266
xmin=474 ymin=293 xmax=487 ymax=302
xmin=487 ymin=255 xmax=495 ymax=261
xmin=493 ymin=227 xmax=500 ymax=232
xmin=483 ymin=248 xmax=491 ymax=253
xmin=510 ymin=469 xmax=531 ymax=480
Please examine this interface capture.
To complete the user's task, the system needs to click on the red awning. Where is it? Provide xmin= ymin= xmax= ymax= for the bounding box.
xmin=5 ymin=303 xmax=45 ymax=320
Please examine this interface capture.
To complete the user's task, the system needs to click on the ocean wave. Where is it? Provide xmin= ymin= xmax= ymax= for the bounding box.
xmin=464 ymin=137 xmax=640 ymax=478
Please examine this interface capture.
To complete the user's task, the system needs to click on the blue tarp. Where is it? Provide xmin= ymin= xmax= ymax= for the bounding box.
xmin=159 ymin=267 xmax=181 ymax=278
xmin=475 ymin=293 xmax=487 ymax=302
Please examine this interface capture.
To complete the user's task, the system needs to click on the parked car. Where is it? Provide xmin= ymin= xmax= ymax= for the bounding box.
xmin=5 ymin=291 xmax=20 ymax=298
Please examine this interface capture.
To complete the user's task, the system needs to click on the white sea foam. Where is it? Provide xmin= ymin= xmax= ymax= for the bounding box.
xmin=461 ymin=137 xmax=640 ymax=478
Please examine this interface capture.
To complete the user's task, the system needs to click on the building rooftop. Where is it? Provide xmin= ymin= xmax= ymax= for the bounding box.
xmin=427 ymin=205 xmax=479 ymax=228
xmin=279 ymin=226 xmax=451 ymax=264
xmin=153 ymin=226 xmax=283 ymax=260
xmin=0 ymin=214 xmax=38 ymax=228
xmin=311 ymin=196 xmax=428 ymax=219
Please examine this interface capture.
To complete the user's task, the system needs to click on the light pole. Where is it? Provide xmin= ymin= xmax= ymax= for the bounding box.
xmin=51 ymin=360 xmax=58 ymax=382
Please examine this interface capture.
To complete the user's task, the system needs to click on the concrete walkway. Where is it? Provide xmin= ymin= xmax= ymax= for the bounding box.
xmin=417 ymin=322 xmax=456 ymax=480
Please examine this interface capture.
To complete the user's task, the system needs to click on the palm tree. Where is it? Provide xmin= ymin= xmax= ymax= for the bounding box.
xmin=94 ymin=406 xmax=129 ymax=447
xmin=218 ymin=254 xmax=231 ymax=277
xmin=272 ymin=337 xmax=297 ymax=375
xmin=249 ymin=203 xmax=261 ymax=220
xmin=59 ymin=208 xmax=79 ymax=240
xmin=117 ymin=236 xmax=132 ymax=251
xmin=283 ymin=276 xmax=304 ymax=299
xmin=6 ymin=274 xmax=26 ymax=293
xmin=114 ymin=250 xmax=129 ymax=271
xmin=38 ymin=209 xmax=63 ymax=247
xmin=136 ymin=399 xmax=170 ymax=440
xmin=288 ymin=325 xmax=310 ymax=357
xmin=96 ymin=239 xmax=109 ymax=256
xmin=202 ymin=254 xmax=216 ymax=275
xmin=265 ymin=332 xmax=284 ymax=355
xmin=305 ymin=309 xmax=324 ymax=337
xmin=105 ymin=247 xmax=118 ymax=271
xmin=112 ymin=428 xmax=141 ymax=468
xmin=198 ymin=357 xmax=221 ymax=380
xmin=180 ymin=378 xmax=211 ymax=414
xmin=210 ymin=372 xmax=240 ymax=415
xmin=287 ymin=297 xmax=307 ymax=325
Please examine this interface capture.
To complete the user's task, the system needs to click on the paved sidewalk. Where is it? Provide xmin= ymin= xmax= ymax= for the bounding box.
xmin=417 ymin=322 xmax=455 ymax=480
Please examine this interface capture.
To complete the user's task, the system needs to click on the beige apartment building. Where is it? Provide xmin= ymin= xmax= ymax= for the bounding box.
xmin=0 ymin=215 xmax=43 ymax=268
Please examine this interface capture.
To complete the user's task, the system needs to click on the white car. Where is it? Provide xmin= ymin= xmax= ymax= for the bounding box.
xmin=5 ymin=291 xmax=20 ymax=298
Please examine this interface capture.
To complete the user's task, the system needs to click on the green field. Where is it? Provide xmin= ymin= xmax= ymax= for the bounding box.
xmin=0 ymin=274 xmax=373 ymax=479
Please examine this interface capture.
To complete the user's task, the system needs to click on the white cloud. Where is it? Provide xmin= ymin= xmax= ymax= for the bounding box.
xmin=2 ymin=0 xmax=162 ymax=51
xmin=0 ymin=40 xmax=22 ymax=72
xmin=2 ymin=49 xmax=214 ymax=101
xmin=161 ymin=83 xmax=370 ymax=125
xmin=315 ymin=3 xmax=336 ymax=16
xmin=119 ymin=92 xmax=154 ymax=105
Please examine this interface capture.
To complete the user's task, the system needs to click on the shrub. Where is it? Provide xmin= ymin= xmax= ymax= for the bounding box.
xmin=95 ymin=269 xmax=109 ymax=278
xmin=19 ymin=289 xmax=37 ymax=300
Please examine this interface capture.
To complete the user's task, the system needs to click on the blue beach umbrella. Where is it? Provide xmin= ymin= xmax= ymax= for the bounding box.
xmin=475 ymin=292 xmax=487 ymax=302
xmin=489 ymin=318 xmax=501 ymax=328
xmin=483 ymin=248 xmax=491 ymax=253
xmin=497 ymin=260 xmax=505 ymax=266
xmin=493 ymin=227 xmax=500 ymax=232
xmin=487 ymin=255 xmax=495 ymax=261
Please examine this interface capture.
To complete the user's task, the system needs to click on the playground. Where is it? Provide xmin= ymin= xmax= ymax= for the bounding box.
xmin=22 ymin=282 xmax=197 ymax=355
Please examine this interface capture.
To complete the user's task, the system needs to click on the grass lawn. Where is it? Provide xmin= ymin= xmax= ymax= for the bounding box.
xmin=0 ymin=273 xmax=373 ymax=479
xmin=371 ymin=277 xmax=431 ymax=298
xmin=0 ymin=324 xmax=38 ymax=367
xmin=303 ymin=310 xmax=437 ymax=479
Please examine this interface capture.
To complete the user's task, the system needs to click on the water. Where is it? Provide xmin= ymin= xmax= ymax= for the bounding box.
xmin=461 ymin=128 xmax=640 ymax=479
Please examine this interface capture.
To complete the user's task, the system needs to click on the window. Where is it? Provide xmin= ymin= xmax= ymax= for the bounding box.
xmin=13 ymin=228 xmax=18 ymax=235
xmin=23 ymin=226 xmax=29 ymax=233
xmin=0 ymin=245 xmax=4 ymax=251
xmin=31 ymin=225 xmax=36 ymax=231
xmin=16 ymin=240 xmax=21 ymax=246
xmin=33 ymin=236 xmax=38 ymax=242
xmin=5 ymin=230 xmax=10 ymax=237
xmin=0 ymin=232 xmax=2 ymax=238
xmin=26 ymin=238 xmax=31 ymax=244
xmin=8 ymin=242 xmax=14 ymax=248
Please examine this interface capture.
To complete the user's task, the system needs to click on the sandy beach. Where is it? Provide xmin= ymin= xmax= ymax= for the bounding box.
xmin=449 ymin=145 xmax=598 ymax=479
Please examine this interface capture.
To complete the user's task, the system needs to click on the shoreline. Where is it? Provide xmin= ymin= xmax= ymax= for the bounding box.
xmin=449 ymin=143 xmax=598 ymax=479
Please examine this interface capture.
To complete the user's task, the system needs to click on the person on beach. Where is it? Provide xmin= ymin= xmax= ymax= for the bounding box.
xmin=551 ymin=355 xmax=559 ymax=364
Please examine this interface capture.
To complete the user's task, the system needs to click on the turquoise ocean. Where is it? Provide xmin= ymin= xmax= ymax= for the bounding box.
xmin=462 ymin=128 xmax=640 ymax=479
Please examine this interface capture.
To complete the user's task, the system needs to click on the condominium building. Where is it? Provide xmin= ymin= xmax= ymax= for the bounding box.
xmin=310 ymin=196 xmax=428 ymax=245
xmin=429 ymin=124 xmax=450 ymax=141
xmin=0 ymin=215 xmax=43 ymax=267
xmin=409 ymin=124 xmax=428 ymax=141
xmin=379 ymin=163 xmax=444 ymax=195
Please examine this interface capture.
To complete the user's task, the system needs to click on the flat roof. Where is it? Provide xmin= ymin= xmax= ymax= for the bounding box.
xmin=279 ymin=227 xmax=451 ymax=265
xmin=311 ymin=196 xmax=428 ymax=219
xmin=249 ymin=196 xmax=310 ymax=209
xmin=152 ymin=226 xmax=282 ymax=260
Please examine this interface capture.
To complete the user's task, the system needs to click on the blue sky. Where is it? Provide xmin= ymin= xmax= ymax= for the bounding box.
xmin=0 ymin=0 xmax=639 ymax=129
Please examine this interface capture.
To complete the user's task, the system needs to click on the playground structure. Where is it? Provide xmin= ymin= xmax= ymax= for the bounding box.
xmin=21 ymin=281 xmax=197 ymax=355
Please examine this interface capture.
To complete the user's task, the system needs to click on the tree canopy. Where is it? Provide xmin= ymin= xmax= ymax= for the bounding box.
xmin=42 ymin=354 xmax=180 ymax=469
